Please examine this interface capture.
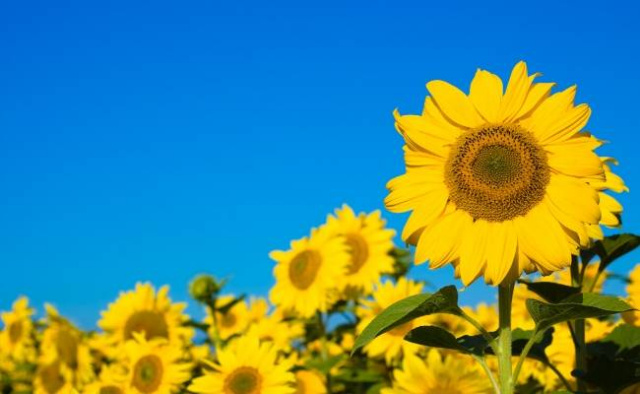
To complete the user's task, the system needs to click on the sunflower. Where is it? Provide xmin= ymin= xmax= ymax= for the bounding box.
xmin=245 ymin=313 xmax=304 ymax=353
xmin=270 ymin=225 xmax=350 ymax=318
xmin=0 ymin=297 xmax=35 ymax=362
xmin=33 ymin=361 xmax=75 ymax=394
xmin=293 ymin=370 xmax=326 ymax=394
xmin=82 ymin=365 xmax=127 ymax=394
xmin=385 ymin=61 xmax=621 ymax=285
xmin=382 ymin=350 xmax=492 ymax=394
xmin=98 ymin=283 xmax=193 ymax=346
xmin=204 ymin=295 xmax=252 ymax=341
xmin=40 ymin=304 xmax=95 ymax=387
xmin=623 ymin=264 xmax=640 ymax=326
xmin=188 ymin=334 xmax=295 ymax=394
xmin=356 ymin=278 xmax=427 ymax=363
xmin=325 ymin=205 xmax=396 ymax=294
xmin=124 ymin=334 xmax=192 ymax=394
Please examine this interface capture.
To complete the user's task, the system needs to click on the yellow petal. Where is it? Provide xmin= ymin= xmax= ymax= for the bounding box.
xmin=484 ymin=221 xmax=518 ymax=285
xmin=401 ymin=188 xmax=449 ymax=241
xmin=403 ymin=146 xmax=446 ymax=169
xmin=385 ymin=171 xmax=445 ymax=213
xmin=519 ymin=86 xmax=576 ymax=138
xmin=514 ymin=82 xmax=555 ymax=120
xmin=393 ymin=110 xmax=453 ymax=157
xmin=499 ymin=61 xmax=536 ymax=121
xmin=459 ymin=219 xmax=489 ymax=285
xmin=422 ymin=97 xmax=464 ymax=137
xmin=537 ymin=104 xmax=592 ymax=144
xmin=546 ymin=144 xmax=604 ymax=179
xmin=426 ymin=80 xmax=484 ymax=128
xmin=546 ymin=174 xmax=601 ymax=225
xmin=414 ymin=209 xmax=472 ymax=268
xmin=469 ymin=69 xmax=503 ymax=123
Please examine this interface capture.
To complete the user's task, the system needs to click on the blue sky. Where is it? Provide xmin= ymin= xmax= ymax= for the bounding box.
xmin=1 ymin=0 xmax=639 ymax=327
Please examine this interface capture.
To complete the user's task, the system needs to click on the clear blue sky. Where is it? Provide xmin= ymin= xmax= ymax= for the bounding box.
xmin=1 ymin=0 xmax=639 ymax=327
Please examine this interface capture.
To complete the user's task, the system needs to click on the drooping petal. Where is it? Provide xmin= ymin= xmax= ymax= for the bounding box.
xmin=545 ymin=174 xmax=601 ymax=225
xmin=484 ymin=221 xmax=518 ymax=285
xmin=401 ymin=188 xmax=449 ymax=241
xmin=458 ymin=219 xmax=489 ymax=285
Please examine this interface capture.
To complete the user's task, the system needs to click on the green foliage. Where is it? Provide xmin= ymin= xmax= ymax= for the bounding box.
xmin=404 ymin=325 xmax=489 ymax=355
xmin=518 ymin=280 xmax=580 ymax=303
xmin=581 ymin=233 xmax=640 ymax=271
xmin=352 ymin=286 xmax=461 ymax=354
xmin=511 ymin=328 xmax=553 ymax=363
xmin=526 ymin=293 xmax=632 ymax=331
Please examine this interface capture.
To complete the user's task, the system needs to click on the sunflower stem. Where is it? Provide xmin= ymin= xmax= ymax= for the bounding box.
xmin=571 ymin=256 xmax=588 ymax=392
xmin=497 ymin=283 xmax=514 ymax=394
xmin=459 ymin=308 xmax=498 ymax=354
xmin=205 ymin=298 xmax=223 ymax=353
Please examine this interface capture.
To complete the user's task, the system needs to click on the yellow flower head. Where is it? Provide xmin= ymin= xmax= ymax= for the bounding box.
xmin=124 ymin=334 xmax=192 ymax=394
xmin=382 ymin=350 xmax=492 ymax=394
xmin=33 ymin=361 xmax=75 ymax=394
xmin=385 ymin=61 xmax=623 ymax=285
xmin=624 ymin=264 xmax=640 ymax=326
xmin=98 ymin=283 xmax=194 ymax=346
xmin=82 ymin=364 xmax=127 ymax=394
xmin=245 ymin=313 xmax=304 ymax=354
xmin=270 ymin=225 xmax=350 ymax=318
xmin=356 ymin=278 xmax=427 ymax=363
xmin=325 ymin=204 xmax=396 ymax=294
xmin=205 ymin=295 xmax=253 ymax=341
xmin=0 ymin=297 xmax=35 ymax=362
xmin=293 ymin=370 xmax=326 ymax=394
xmin=188 ymin=334 xmax=295 ymax=394
xmin=40 ymin=305 xmax=95 ymax=387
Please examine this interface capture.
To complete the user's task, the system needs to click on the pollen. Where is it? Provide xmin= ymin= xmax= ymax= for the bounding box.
xmin=445 ymin=124 xmax=550 ymax=222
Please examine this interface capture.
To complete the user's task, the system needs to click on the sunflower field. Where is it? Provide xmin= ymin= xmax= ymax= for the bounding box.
xmin=2 ymin=62 xmax=640 ymax=394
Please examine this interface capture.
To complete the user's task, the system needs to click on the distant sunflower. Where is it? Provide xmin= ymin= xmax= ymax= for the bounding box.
xmin=356 ymin=278 xmax=427 ymax=363
xmin=0 ymin=297 xmax=35 ymax=362
xmin=204 ymin=295 xmax=252 ymax=341
xmin=188 ymin=334 xmax=295 ymax=394
xmin=83 ymin=365 xmax=127 ymax=394
xmin=624 ymin=264 xmax=640 ymax=326
xmin=386 ymin=61 xmax=621 ymax=285
xmin=33 ymin=361 xmax=75 ymax=394
xmin=382 ymin=350 xmax=492 ymax=394
xmin=39 ymin=305 xmax=94 ymax=387
xmin=98 ymin=283 xmax=193 ymax=346
xmin=270 ymin=225 xmax=350 ymax=318
xmin=293 ymin=370 xmax=326 ymax=394
xmin=124 ymin=334 xmax=191 ymax=394
xmin=245 ymin=313 xmax=304 ymax=353
xmin=325 ymin=205 xmax=396 ymax=294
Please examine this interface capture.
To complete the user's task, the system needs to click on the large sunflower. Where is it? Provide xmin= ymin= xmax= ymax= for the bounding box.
xmin=188 ymin=334 xmax=295 ymax=394
xmin=385 ymin=61 xmax=622 ymax=285
xmin=356 ymin=278 xmax=427 ymax=364
xmin=270 ymin=225 xmax=350 ymax=318
xmin=0 ymin=297 xmax=35 ymax=362
xmin=325 ymin=205 xmax=396 ymax=294
xmin=98 ymin=283 xmax=193 ymax=346
xmin=124 ymin=334 xmax=192 ymax=394
xmin=382 ymin=350 xmax=492 ymax=394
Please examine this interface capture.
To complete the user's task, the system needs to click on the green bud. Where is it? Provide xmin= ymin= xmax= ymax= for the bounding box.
xmin=189 ymin=274 xmax=222 ymax=303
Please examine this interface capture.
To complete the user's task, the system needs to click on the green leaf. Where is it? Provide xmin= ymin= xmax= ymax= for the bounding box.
xmin=216 ymin=295 xmax=246 ymax=314
xmin=602 ymin=324 xmax=640 ymax=352
xmin=518 ymin=280 xmax=580 ymax=303
xmin=583 ymin=233 xmax=640 ymax=271
xmin=404 ymin=325 xmax=488 ymax=355
xmin=304 ymin=354 xmax=345 ymax=374
xmin=526 ymin=293 xmax=633 ymax=331
xmin=511 ymin=328 xmax=554 ymax=363
xmin=352 ymin=286 xmax=461 ymax=354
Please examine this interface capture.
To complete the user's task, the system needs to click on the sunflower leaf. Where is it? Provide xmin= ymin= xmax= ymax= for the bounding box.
xmin=526 ymin=293 xmax=633 ymax=331
xmin=518 ymin=280 xmax=580 ymax=303
xmin=352 ymin=285 xmax=461 ymax=355
xmin=581 ymin=233 xmax=640 ymax=271
xmin=404 ymin=325 xmax=489 ymax=355
xmin=511 ymin=328 xmax=554 ymax=363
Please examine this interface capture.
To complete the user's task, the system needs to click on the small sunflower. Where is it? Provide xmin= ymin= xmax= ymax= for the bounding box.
xmin=205 ymin=295 xmax=252 ymax=341
xmin=293 ymin=370 xmax=326 ymax=394
xmin=40 ymin=305 xmax=95 ymax=387
xmin=98 ymin=283 xmax=193 ymax=346
xmin=33 ymin=361 xmax=75 ymax=394
xmin=82 ymin=365 xmax=127 ymax=394
xmin=0 ymin=297 xmax=35 ymax=362
xmin=382 ymin=350 xmax=492 ymax=394
xmin=270 ymin=225 xmax=350 ymax=318
xmin=245 ymin=313 xmax=304 ymax=353
xmin=386 ymin=61 xmax=623 ymax=285
xmin=325 ymin=205 xmax=396 ymax=294
xmin=356 ymin=278 xmax=427 ymax=363
xmin=124 ymin=334 xmax=192 ymax=394
xmin=188 ymin=334 xmax=295 ymax=394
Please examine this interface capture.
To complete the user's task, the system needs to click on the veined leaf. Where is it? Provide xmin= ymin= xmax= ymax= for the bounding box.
xmin=519 ymin=280 xmax=580 ymax=303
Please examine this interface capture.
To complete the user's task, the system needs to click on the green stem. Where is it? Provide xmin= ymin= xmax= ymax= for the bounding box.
xmin=570 ymin=256 xmax=588 ymax=392
xmin=543 ymin=360 xmax=573 ymax=392
xmin=459 ymin=308 xmax=499 ymax=354
xmin=497 ymin=283 xmax=514 ymax=394
xmin=512 ymin=330 xmax=540 ymax=384
xmin=205 ymin=298 xmax=223 ymax=352
xmin=473 ymin=355 xmax=501 ymax=394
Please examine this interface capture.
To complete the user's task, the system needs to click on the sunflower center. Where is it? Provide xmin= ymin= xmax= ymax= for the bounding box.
xmin=288 ymin=250 xmax=322 ymax=290
xmin=8 ymin=321 xmax=23 ymax=344
xmin=345 ymin=234 xmax=369 ymax=275
xmin=124 ymin=311 xmax=169 ymax=340
xmin=445 ymin=124 xmax=550 ymax=222
xmin=100 ymin=386 xmax=124 ymax=394
xmin=39 ymin=363 xmax=65 ymax=394
xmin=219 ymin=312 xmax=237 ymax=328
xmin=224 ymin=367 xmax=262 ymax=394
xmin=55 ymin=329 xmax=79 ymax=369
xmin=132 ymin=355 xmax=164 ymax=393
